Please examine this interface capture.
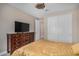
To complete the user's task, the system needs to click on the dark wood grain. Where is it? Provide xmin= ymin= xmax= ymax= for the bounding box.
xmin=7 ymin=32 xmax=34 ymax=54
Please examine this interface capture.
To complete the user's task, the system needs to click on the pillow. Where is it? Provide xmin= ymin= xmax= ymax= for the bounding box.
xmin=72 ymin=43 xmax=79 ymax=55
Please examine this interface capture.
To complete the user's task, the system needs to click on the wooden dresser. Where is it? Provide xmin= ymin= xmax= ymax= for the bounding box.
xmin=7 ymin=32 xmax=34 ymax=54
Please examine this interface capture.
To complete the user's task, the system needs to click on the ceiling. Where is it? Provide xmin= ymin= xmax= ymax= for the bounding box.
xmin=9 ymin=3 xmax=79 ymax=18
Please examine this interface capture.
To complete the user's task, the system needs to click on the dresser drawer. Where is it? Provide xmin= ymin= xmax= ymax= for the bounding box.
xmin=7 ymin=32 xmax=34 ymax=54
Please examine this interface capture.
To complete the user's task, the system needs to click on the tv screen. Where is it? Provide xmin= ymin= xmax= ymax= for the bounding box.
xmin=15 ymin=21 xmax=29 ymax=32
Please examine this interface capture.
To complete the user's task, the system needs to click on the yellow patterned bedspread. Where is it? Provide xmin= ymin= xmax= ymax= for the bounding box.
xmin=12 ymin=40 xmax=74 ymax=56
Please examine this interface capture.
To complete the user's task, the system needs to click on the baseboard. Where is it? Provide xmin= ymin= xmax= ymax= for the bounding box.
xmin=0 ymin=51 xmax=7 ymax=56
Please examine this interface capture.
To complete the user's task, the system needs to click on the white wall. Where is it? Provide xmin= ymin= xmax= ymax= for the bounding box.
xmin=72 ymin=8 xmax=79 ymax=43
xmin=47 ymin=13 xmax=72 ymax=43
xmin=0 ymin=4 xmax=35 ymax=53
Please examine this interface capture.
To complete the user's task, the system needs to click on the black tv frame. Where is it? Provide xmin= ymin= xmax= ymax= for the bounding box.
xmin=15 ymin=21 xmax=29 ymax=32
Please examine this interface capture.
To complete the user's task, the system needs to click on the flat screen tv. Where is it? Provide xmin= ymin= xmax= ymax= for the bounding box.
xmin=15 ymin=21 xmax=29 ymax=32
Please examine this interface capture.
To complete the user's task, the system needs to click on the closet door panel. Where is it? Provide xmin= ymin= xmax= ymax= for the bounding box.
xmin=47 ymin=13 xmax=72 ymax=43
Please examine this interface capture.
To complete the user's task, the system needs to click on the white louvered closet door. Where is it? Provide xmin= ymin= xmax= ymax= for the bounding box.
xmin=35 ymin=19 xmax=40 ymax=41
xmin=47 ymin=13 xmax=72 ymax=43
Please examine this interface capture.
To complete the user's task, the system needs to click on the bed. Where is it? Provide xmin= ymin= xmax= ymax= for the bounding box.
xmin=11 ymin=39 xmax=79 ymax=56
